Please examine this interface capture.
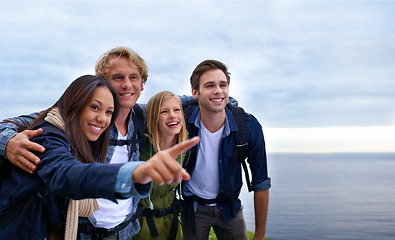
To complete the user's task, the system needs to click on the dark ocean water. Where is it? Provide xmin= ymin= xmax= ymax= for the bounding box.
xmin=239 ymin=152 xmax=395 ymax=240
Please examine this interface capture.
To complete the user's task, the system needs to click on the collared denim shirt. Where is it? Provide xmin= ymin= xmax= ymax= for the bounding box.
xmin=184 ymin=106 xmax=271 ymax=222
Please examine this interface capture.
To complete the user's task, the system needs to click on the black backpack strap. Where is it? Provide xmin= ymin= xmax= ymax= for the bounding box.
xmin=181 ymin=97 xmax=199 ymax=112
xmin=182 ymin=104 xmax=199 ymax=175
xmin=228 ymin=105 xmax=249 ymax=159
xmin=137 ymin=199 xmax=181 ymax=239
xmin=109 ymin=139 xmax=143 ymax=148
xmin=109 ymin=105 xmax=146 ymax=153
xmin=227 ymin=104 xmax=253 ymax=192
xmin=227 ymin=104 xmax=254 ymax=216
xmin=168 ymin=199 xmax=181 ymax=240
xmin=182 ymin=104 xmax=198 ymax=125
xmin=179 ymin=104 xmax=199 ymax=234
xmin=131 ymin=104 xmax=146 ymax=146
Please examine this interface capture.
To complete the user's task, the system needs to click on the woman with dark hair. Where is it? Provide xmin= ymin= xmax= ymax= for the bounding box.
xmin=0 ymin=76 xmax=198 ymax=240
xmin=0 ymin=75 xmax=123 ymax=240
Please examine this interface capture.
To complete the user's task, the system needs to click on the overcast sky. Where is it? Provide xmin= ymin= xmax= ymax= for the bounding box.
xmin=1 ymin=0 xmax=394 ymax=153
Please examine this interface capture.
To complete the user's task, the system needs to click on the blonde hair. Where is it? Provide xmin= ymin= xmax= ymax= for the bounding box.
xmin=146 ymin=91 xmax=187 ymax=151
xmin=95 ymin=46 xmax=148 ymax=84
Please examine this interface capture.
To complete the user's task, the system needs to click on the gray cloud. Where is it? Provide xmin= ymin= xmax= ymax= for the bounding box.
xmin=1 ymin=0 xmax=394 ymax=130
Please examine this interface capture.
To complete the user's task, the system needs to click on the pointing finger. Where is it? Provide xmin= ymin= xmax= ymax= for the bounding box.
xmin=167 ymin=136 xmax=200 ymax=159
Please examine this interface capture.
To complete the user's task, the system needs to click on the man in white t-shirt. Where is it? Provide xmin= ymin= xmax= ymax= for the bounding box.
xmin=181 ymin=60 xmax=271 ymax=240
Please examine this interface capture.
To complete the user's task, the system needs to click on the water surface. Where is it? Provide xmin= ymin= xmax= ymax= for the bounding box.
xmin=239 ymin=152 xmax=395 ymax=240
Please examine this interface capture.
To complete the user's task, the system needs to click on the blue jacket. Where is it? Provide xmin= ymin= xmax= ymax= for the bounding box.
xmin=0 ymin=121 xmax=149 ymax=240
xmin=183 ymin=106 xmax=271 ymax=222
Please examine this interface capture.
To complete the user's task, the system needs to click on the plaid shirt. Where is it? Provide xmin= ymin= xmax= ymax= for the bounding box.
xmin=78 ymin=208 xmax=141 ymax=240
xmin=105 ymin=106 xmax=145 ymax=164
xmin=79 ymin=105 xmax=147 ymax=240
xmin=0 ymin=106 xmax=147 ymax=240
xmin=0 ymin=112 xmax=39 ymax=158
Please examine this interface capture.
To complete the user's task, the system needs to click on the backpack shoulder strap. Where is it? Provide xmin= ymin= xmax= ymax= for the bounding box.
xmin=227 ymin=104 xmax=249 ymax=159
xmin=132 ymin=104 xmax=146 ymax=141
xmin=181 ymin=104 xmax=199 ymax=172
xmin=109 ymin=105 xmax=146 ymax=152
xmin=227 ymin=104 xmax=253 ymax=192
xmin=179 ymin=104 xmax=199 ymax=199
xmin=182 ymin=104 xmax=198 ymax=126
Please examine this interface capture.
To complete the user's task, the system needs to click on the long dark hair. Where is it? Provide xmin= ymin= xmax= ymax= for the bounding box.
xmin=28 ymin=75 xmax=120 ymax=163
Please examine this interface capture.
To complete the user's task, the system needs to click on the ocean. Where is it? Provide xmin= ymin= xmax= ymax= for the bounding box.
xmin=239 ymin=152 xmax=395 ymax=240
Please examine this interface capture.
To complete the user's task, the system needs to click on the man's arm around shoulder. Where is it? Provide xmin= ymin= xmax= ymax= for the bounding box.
xmin=0 ymin=112 xmax=44 ymax=173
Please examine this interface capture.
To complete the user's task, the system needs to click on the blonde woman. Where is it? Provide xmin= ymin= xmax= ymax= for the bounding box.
xmin=134 ymin=91 xmax=187 ymax=240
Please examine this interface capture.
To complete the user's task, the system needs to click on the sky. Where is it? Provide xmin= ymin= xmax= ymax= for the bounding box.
xmin=1 ymin=0 xmax=394 ymax=153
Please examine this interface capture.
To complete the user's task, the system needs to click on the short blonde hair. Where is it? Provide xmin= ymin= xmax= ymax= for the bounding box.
xmin=146 ymin=91 xmax=187 ymax=151
xmin=95 ymin=46 xmax=148 ymax=84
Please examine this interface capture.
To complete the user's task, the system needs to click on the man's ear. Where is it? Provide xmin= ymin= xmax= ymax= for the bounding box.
xmin=191 ymin=88 xmax=199 ymax=100
xmin=140 ymin=82 xmax=144 ymax=92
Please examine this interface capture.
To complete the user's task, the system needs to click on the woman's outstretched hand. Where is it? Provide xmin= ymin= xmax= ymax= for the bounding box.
xmin=132 ymin=136 xmax=199 ymax=185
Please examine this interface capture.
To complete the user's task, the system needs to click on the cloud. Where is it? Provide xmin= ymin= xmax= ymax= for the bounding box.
xmin=0 ymin=1 xmax=394 ymax=152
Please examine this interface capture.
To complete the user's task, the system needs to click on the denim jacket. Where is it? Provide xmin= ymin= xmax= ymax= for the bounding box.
xmin=0 ymin=121 xmax=150 ymax=240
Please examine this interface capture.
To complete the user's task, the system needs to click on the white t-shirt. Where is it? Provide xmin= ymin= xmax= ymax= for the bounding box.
xmin=187 ymin=121 xmax=224 ymax=200
xmin=92 ymin=131 xmax=134 ymax=229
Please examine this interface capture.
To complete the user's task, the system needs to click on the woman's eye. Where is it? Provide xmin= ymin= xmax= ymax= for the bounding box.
xmin=91 ymin=105 xmax=99 ymax=111
xmin=174 ymin=108 xmax=181 ymax=112
xmin=160 ymin=110 xmax=167 ymax=114
xmin=106 ymin=110 xmax=113 ymax=116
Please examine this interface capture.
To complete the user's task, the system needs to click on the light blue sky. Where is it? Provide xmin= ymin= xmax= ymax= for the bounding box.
xmin=1 ymin=0 xmax=394 ymax=152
